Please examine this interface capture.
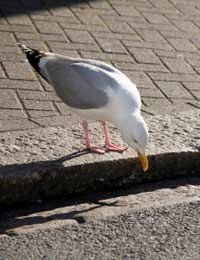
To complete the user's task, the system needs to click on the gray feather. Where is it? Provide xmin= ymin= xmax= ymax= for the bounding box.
xmin=40 ymin=56 xmax=120 ymax=109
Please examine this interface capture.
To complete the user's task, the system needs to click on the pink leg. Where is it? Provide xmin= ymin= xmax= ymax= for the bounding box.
xmin=102 ymin=121 xmax=127 ymax=152
xmin=82 ymin=121 xmax=106 ymax=154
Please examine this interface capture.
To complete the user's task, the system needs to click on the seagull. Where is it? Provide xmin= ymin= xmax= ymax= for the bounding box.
xmin=18 ymin=43 xmax=149 ymax=172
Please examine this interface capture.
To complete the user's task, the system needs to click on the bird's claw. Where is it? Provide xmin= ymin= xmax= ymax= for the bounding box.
xmin=105 ymin=143 xmax=128 ymax=153
xmin=87 ymin=146 xmax=106 ymax=154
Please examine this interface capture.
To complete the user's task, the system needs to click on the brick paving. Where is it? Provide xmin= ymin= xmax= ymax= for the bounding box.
xmin=0 ymin=0 xmax=199 ymax=131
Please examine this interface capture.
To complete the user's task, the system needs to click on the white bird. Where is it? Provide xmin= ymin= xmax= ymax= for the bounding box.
xmin=18 ymin=43 xmax=149 ymax=172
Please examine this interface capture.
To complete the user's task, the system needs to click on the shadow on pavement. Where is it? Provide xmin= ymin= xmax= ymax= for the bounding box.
xmin=0 ymin=176 xmax=200 ymax=234
xmin=0 ymin=0 xmax=95 ymax=17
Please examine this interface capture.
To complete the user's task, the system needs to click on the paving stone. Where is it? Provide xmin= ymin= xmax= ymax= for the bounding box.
xmin=72 ymin=7 xmax=115 ymax=15
xmin=39 ymin=34 xmax=67 ymax=42
xmin=33 ymin=114 xmax=78 ymax=127
xmin=44 ymin=41 xmax=69 ymax=52
xmin=27 ymin=110 xmax=59 ymax=118
xmin=0 ymin=79 xmax=42 ymax=90
xmin=39 ymin=78 xmax=55 ymax=92
xmin=0 ymin=109 xmax=26 ymax=120
xmin=96 ymin=38 xmax=127 ymax=54
xmin=34 ymin=21 xmax=63 ymax=34
xmin=52 ymin=49 xmax=80 ymax=58
xmin=6 ymin=14 xmax=32 ymax=25
xmin=139 ymin=87 xmax=164 ymax=98
xmin=124 ymin=40 xmax=173 ymax=51
xmin=172 ymin=20 xmax=200 ymax=33
xmin=167 ymin=38 xmax=197 ymax=52
xmin=141 ymin=12 xmax=171 ymax=24
xmin=3 ymin=62 xmax=36 ymax=80
xmin=190 ymin=39 xmax=200 ymax=50
xmin=80 ymin=51 xmax=134 ymax=63
xmin=161 ymin=57 xmax=195 ymax=74
xmin=92 ymin=31 xmax=142 ymax=41
xmin=49 ymin=7 xmax=74 ymax=17
xmin=123 ymin=71 xmax=151 ymax=82
xmin=187 ymin=100 xmax=200 ymax=109
xmin=184 ymin=57 xmax=200 ymax=67
xmin=155 ymin=81 xmax=194 ymax=99
xmin=0 ymin=32 xmax=15 ymax=45
xmin=19 ymin=40 xmax=47 ymax=50
xmin=114 ymin=62 xmax=168 ymax=72
xmin=148 ymin=72 xmax=200 ymax=82
xmin=171 ymin=99 xmax=198 ymax=111
xmin=182 ymin=82 xmax=200 ymax=91
xmin=18 ymin=90 xmax=60 ymax=102
xmin=65 ymin=29 xmax=95 ymax=44
xmin=0 ymin=118 xmax=38 ymax=132
xmin=23 ymin=100 xmax=55 ymax=111
xmin=0 ymin=89 xmax=21 ymax=109
xmin=100 ymin=14 xmax=146 ymax=23
xmin=0 ymin=52 xmax=24 ymax=62
xmin=113 ymin=5 xmax=141 ymax=17
xmin=31 ymin=14 xmax=79 ymax=24
xmin=0 ymin=24 xmax=35 ymax=33
xmin=0 ymin=64 xmax=6 ymax=79
xmin=194 ymin=67 xmax=200 ymax=75
xmin=136 ymin=29 xmax=166 ymax=42
xmin=176 ymin=5 xmax=200 ymax=16
xmin=129 ymin=48 xmax=161 ymax=64
xmin=152 ymin=0 xmax=177 ymax=11
xmin=190 ymin=90 xmax=200 ymax=100
xmin=78 ymin=13 xmax=104 ymax=25
xmin=55 ymin=102 xmax=72 ymax=115
xmin=129 ymin=21 xmax=178 ymax=32
xmin=61 ymin=23 xmax=109 ymax=33
xmin=88 ymin=0 xmax=111 ymax=9
xmin=142 ymin=97 xmax=173 ymax=114
xmin=48 ymin=41 xmax=100 ymax=52
xmin=123 ymin=71 xmax=156 ymax=89
xmin=106 ymin=21 xmax=133 ymax=33
xmin=154 ymin=50 xmax=181 ymax=58
xmin=0 ymin=46 xmax=19 ymax=53
xmin=15 ymin=32 xmax=67 ymax=42
xmin=159 ymin=30 xmax=187 ymax=39
xmin=14 ymin=32 xmax=42 ymax=40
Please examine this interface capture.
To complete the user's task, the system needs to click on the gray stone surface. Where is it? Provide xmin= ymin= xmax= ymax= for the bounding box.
xmin=0 ymin=189 xmax=200 ymax=260
xmin=0 ymin=109 xmax=199 ymax=208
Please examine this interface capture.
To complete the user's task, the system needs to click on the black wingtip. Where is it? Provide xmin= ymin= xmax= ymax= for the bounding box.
xmin=18 ymin=43 xmax=33 ymax=54
xmin=18 ymin=43 xmax=45 ymax=77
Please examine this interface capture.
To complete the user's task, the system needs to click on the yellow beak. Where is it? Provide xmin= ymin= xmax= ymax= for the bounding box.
xmin=137 ymin=152 xmax=149 ymax=172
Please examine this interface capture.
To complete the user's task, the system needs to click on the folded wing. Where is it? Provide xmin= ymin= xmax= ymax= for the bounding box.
xmin=40 ymin=55 xmax=120 ymax=109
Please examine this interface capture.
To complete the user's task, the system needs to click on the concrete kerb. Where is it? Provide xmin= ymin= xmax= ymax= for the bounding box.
xmin=0 ymin=110 xmax=199 ymax=209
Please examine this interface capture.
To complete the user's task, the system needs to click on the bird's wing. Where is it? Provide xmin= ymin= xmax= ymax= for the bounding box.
xmin=39 ymin=55 xmax=121 ymax=109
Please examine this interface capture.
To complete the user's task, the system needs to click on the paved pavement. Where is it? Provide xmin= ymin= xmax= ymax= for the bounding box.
xmin=0 ymin=0 xmax=199 ymax=132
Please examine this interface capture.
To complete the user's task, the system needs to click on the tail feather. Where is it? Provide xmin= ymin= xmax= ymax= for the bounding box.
xmin=18 ymin=42 xmax=47 ymax=80
xmin=18 ymin=43 xmax=34 ymax=54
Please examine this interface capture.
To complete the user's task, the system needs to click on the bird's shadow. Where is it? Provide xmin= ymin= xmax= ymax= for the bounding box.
xmin=49 ymin=149 xmax=90 ymax=165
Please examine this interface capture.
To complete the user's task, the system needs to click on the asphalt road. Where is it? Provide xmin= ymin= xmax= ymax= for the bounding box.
xmin=1 ymin=198 xmax=200 ymax=260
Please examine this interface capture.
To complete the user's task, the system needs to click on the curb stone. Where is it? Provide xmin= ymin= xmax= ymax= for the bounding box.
xmin=0 ymin=110 xmax=199 ymax=209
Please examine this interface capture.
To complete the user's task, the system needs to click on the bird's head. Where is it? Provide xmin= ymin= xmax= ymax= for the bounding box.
xmin=120 ymin=111 xmax=149 ymax=172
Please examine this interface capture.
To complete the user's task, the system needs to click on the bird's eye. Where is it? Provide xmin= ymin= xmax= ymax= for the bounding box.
xmin=133 ymin=138 xmax=138 ymax=144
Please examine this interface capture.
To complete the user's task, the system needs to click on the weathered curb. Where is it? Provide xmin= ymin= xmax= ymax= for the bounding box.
xmin=0 ymin=110 xmax=199 ymax=209
xmin=0 ymin=151 xmax=199 ymax=209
